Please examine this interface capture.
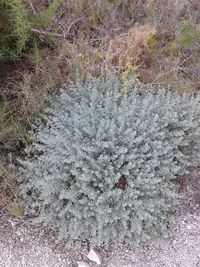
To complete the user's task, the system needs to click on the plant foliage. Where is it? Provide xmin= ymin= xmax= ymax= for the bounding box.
xmin=176 ymin=20 xmax=200 ymax=48
xmin=17 ymin=74 xmax=200 ymax=246
xmin=0 ymin=0 xmax=62 ymax=62
xmin=0 ymin=0 xmax=32 ymax=61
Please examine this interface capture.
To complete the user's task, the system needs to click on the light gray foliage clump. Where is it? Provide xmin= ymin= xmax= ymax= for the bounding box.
xmin=17 ymin=74 xmax=200 ymax=246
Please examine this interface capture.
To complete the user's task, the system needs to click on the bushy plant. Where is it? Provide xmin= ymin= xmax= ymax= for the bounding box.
xmin=0 ymin=0 xmax=62 ymax=62
xmin=17 ymin=74 xmax=200 ymax=246
xmin=176 ymin=20 xmax=200 ymax=48
xmin=0 ymin=0 xmax=31 ymax=61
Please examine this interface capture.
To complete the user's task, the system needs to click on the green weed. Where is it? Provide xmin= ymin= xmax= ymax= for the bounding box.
xmin=0 ymin=0 xmax=63 ymax=62
xmin=34 ymin=0 xmax=63 ymax=28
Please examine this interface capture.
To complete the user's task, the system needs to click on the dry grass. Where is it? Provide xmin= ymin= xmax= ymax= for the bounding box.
xmin=0 ymin=164 xmax=23 ymax=218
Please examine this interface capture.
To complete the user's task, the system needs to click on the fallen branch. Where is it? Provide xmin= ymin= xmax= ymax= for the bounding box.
xmin=151 ymin=55 xmax=193 ymax=84
xmin=27 ymin=0 xmax=37 ymax=15
xmin=29 ymin=16 xmax=85 ymax=40
xmin=30 ymin=28 xmax=63 ymax=39
xmin=29 ymin=1 xmax=99 ymax=40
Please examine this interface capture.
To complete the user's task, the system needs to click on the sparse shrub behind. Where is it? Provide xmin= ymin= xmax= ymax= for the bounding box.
xmin=0 ymin=0 xmax=62 ymax=62
xmin=176 ymin=20 xmax=200 ymax=49
xmin=17 ymin=74 xmax=200 ymax=246
xmin=0 ymin=0 xmax=31 ymax=61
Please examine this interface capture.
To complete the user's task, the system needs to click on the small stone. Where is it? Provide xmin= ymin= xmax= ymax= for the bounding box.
xmin=87 ymin=249 xmax=102 ymax=265
xmin=181 ymin=220 xmax=187 ymax=224
xmin=16 ymin=230 xmax=21 ymax=236
xmin=186 ymin=225 xmax=192 ymax=230
xmin=7 ymin=219 xmax=16 ymax=228
xmin=77 ymin=260 xmax=90 ymax=267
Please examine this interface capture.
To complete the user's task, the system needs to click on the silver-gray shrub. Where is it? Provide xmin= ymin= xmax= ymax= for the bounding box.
xmin=17 ymin=74 xmax=200 ymax=246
